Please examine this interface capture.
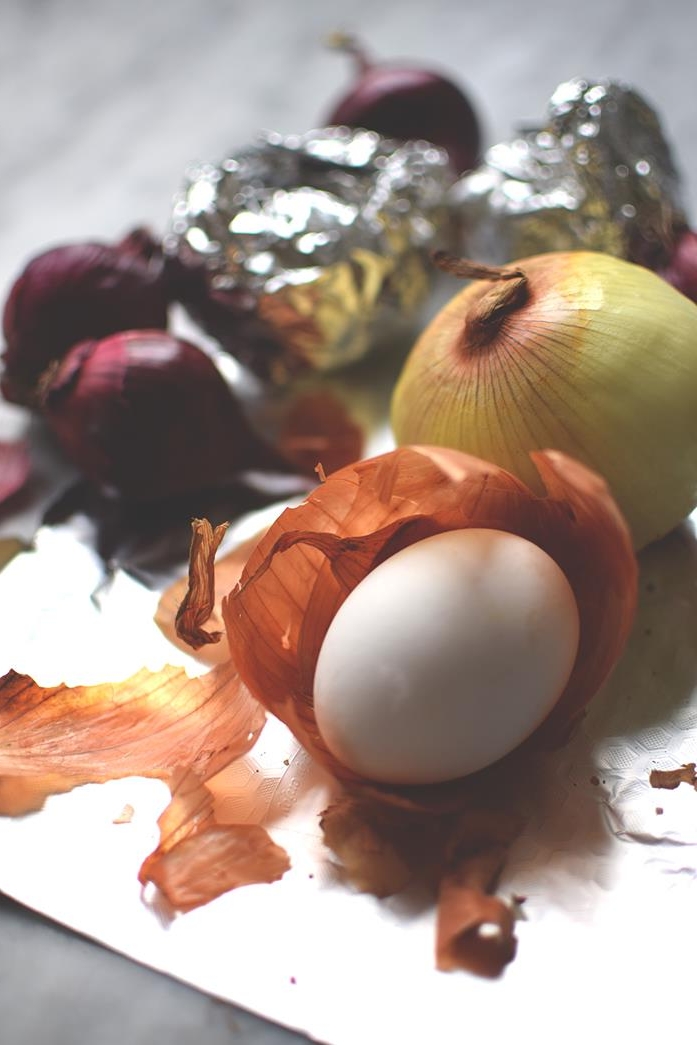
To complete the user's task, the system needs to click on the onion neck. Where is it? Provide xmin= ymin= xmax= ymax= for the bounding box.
xmin=432 ymin=253 xmax=530 ymax=353
xmin=326 ymin=31 xmax=372 ymax=74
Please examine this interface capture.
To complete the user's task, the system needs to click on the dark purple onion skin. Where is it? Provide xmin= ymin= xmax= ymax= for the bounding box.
xmin=40 ymin=330 xmax=292 ymax=501
xmin=1 ymin=228 xmax=169 ymax=407
xmin=657 ymin=228 xmax=697 ymax=304
xmin=325 ymin=42 xmax=481 ymax=174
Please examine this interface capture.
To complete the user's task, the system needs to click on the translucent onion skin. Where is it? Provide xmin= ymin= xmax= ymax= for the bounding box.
xmin=221 ymin=445 xmax=637 ymax=809
xmin=391 ymin=251 xmax=697 ymax=551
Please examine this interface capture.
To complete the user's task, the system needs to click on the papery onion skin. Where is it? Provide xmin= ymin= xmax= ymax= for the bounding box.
xmin=221 ymin=445 xmax=637 ymax=807
xmin=390 ymin=251 xmax=697 ymax=551
xmin=0 ymin=658 xmax=290 ymax=911
xmin=1 ymin=229 xmax=169 ymax=407
xmin=0 ymin=659 xmax=265 ymax=815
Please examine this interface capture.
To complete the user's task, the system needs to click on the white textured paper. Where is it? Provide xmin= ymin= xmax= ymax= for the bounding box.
xmin=0 ymin=511 xmax=696 ymax=1044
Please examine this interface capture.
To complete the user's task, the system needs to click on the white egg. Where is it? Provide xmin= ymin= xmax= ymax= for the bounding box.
xmin=313 ymin=528 xmax=580 ymax=785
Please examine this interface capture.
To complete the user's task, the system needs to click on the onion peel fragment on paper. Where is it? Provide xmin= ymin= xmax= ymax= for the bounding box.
xmin=320 ymin=795 xmax=521 ymax=978
xmin=157 ymin=522 xmax=264 ymax=666
xmin=0 ymin=659 xmax=292 ymax=908
xmin=138 ymin=766 xmax=290 ymax=911
xmin=649 ymin=763 xmax=697 ymax=790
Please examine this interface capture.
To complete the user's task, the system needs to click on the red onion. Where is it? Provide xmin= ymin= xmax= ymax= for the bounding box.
xmin=40 ymin=330 xmax=295 ymax=501
xmin=657 ymin=227 xmax=697 ymax=304
xmin=324 ymin=34 xmax=481 ymax=174
xmin=1 ymin=228 xmax=169 ymax=407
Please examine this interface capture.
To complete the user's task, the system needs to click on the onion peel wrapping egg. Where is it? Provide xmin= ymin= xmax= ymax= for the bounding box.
xmin=222 ymin=445 xmax=637 ymax=807
xmin=313 ymin=528 xmax=580 ymax=785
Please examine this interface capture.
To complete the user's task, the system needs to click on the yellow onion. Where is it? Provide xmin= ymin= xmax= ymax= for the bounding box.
xmin=390 ymin=252 xmax=697 ymax=550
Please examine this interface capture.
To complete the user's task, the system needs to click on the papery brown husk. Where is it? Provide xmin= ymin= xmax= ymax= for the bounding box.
xmin=222 ymin=444 xmax=637 ymax=803
xmin=0 ymin=660 xmax=262 ymax=809
xmin=319 ymin=793 xmax=521 ymax=976
xmin=157 ymin=525 xmax=264 ymax=666
xmin=0 ymin=660 xmax=293 ymax=909
xmin=649 ymin=763 xmax=697 ymax=791
xmin=138 ymin=765 xmax=290 ymax=911
xmin=210 ymin=444 xmax=636 ymax=973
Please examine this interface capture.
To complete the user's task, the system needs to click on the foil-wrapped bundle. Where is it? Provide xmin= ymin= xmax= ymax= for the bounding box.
xmin=450 ymin=77 xmax=686 ymax=267
xmin=165 ymin=127 xmax=455 ymax=382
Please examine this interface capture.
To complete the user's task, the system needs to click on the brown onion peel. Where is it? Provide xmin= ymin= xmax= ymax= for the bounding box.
xmin=649 ymin=763 xmax=697 ymax=791
xmin=319 ymin=797 xmax=414 ymax=897
xmin=435 ymin=845 xmax=516 ymax=976
xmin=138 ymin=765 xmax=290 ymax=911
xmin=139 ymin=822 xmax=291 ymax=912
xmin=0 ymin=659 xmax=264 ymax=810
xmin=167 ymin=443 xmax=636 ymax=972
xmin=276 ymin=389 xmax=365 ymax=480
xmin=319 ymin=795 xmax=521 ymax=976
xmin=175 ymin=519 xmax=229 ymax=649
xmin=218 ymin=444 xmax=637 ymax=803
xmin=0 ymin=660 xmax=293 ymax=908
xmin=157 ymin=528 xmax=264 ymax=667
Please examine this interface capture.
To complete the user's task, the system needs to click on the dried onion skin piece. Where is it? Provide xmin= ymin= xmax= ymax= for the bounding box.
xmin=175 ymin=518 xmax=229 ymax=650
xmin=139 ymin=766 xmax=290 ymax=911
xmin=319 ymin=795 xmax=521 ymax=977
xmin=435 ymin=845 xmax=516 ymax=977
xmin=0 ymin=659 xmax=294 ymax=910
xmin=0 ymin=659 xmax=264 ymax=814
xmin=157 ymin=526 xmax=263 ymax=666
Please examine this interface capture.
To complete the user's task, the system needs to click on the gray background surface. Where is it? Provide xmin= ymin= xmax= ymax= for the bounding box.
xmin=1 ymin=1 xmax=696 ymax=1042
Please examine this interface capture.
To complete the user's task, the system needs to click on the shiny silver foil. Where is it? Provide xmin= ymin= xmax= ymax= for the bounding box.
xmin=165 ymin=127 xmax=455 ymax=381
xmin=450 ymin=78 xmax=686 ymax=266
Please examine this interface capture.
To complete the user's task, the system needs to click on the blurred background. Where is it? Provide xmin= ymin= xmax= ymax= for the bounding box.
xmin=1 ymin=0 xmax=696 ymax=1042
xmin=3 ymin=0 xmax=697 ymax=297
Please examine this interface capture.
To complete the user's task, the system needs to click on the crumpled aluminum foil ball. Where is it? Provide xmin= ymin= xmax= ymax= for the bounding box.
xmin=165 ymin=127 xmax=456 ymax=382
xmin=449 ymin=77 xmax=686 ymax=268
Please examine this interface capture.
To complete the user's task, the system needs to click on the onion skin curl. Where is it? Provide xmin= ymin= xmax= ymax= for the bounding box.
xmin=221 ymin=444 xmax=637 ymax=811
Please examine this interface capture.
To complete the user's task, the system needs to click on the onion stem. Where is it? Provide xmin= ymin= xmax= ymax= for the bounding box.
xmin=431 ymin=252 xmax=530 ymax=352
xmin=325 ymin=31 xmax=371 ymax=74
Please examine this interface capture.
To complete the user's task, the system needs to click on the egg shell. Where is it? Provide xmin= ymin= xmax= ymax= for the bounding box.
xmin=313 ymin=528 xmax=580 ymax=785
